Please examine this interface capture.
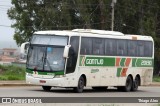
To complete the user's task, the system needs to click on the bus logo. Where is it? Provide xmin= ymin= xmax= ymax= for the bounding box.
xmin=86 ymin=59 xmax=104 ymax=65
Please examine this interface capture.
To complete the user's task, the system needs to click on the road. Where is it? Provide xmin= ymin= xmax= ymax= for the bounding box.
xmin=0 ymin=86 xmax=160 ymax=106
xmin=0 ymin=86 xmax=160 ymax=97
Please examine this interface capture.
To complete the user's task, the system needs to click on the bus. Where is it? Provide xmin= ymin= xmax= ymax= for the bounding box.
xmin=21 ymin=29 xmax=154 ymax=93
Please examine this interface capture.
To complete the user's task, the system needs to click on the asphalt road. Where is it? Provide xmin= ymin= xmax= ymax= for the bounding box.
xmin=0 ymin=86 xmax=160 ymax=97
xmin=0 ymin=86 xmax=160 ymax=106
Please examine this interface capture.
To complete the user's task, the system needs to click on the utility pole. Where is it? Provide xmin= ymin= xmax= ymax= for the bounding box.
xmin=111 ymin=0 xmax=117 ymax=31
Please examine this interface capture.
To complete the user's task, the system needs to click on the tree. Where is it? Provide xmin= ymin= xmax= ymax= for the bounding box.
xmin=8 ymin=0 xmax=160 ymax=74
xmin=8 ymin=0 xmax=80 ymax=46
xmin=8 ymin=0 xmax=113 ymax=46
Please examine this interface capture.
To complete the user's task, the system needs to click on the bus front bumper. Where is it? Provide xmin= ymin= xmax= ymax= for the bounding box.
xmin=26 ymin=74 xmax=78 ymax=87
xmin=26 ymin=75 xmax=66 ymax=87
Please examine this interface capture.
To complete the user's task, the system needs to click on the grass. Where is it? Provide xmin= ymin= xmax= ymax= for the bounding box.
xmin=153 ymin=76 xmax=160 ymax=82
xmin=0 ymin=65 xmax=25 ymax=80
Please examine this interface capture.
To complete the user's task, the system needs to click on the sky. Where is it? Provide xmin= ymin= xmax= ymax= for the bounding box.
xmin=0 ymin=0 xmax=18 ymax=49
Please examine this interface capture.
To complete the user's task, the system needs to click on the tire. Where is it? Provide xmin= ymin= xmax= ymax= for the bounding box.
xmin=131 ymin=76 xmax=139 ymax=91
xmin=123 ymin=76 xmax=133 ymax=92
xmin=74 ymin=76 xmax=85 ymax=93
xmin=42 ymin=86 xmax=52 ymax=91
xmin=118 ymin=76 xmax=133 ymax=92
xmin=92 ymin=87 xmax=108 ymax=91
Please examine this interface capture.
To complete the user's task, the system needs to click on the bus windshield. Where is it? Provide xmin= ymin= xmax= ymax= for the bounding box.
xmin=27 ymin=46 xmax=65 ymax=71
xmin=26 ymin=35 xmax=68 ymax=72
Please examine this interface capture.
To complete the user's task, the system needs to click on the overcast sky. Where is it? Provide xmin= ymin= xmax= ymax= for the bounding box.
xmin=0 ymin=0 xmax=17 ymax=48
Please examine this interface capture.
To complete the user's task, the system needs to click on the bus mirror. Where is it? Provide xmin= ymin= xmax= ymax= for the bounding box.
xmin=20 ymin=42 xmax=29 ymax=54
xmin=63 ymin=45 xmax=71 ymax=58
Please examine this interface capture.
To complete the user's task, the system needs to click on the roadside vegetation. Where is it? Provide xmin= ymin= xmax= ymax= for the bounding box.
xmin=0 ymin=64 xmax=160 ymax=82
xmin=0 ymin=65 xmax=25 ymax=80
xmin=153 ymin=76 xmax=160 ymax=82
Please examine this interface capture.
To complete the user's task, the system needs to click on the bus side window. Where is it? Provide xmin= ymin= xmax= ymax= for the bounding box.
xmin=67 ymin=47 xmax=75 ymax=67
xmin=105 ymin=39 xmax=117 ymax=56
xmin=80 ymin=48 xmax=87 ymax=55
xmin=137 ymin=41 xmax=144 ymax=57
xmin=92 ymin=38 xmax=104 ymax=55
xmin=80 ymin=37 xmax=92 ymax=55
xmin=66 ymin=36 xmax=79 ymax=74
xmin=144 ymin=41 xmax=153 ymax=57
xmin=117 ymin=40 xmax=127 ymax=56
xmin=128 ymin=40 xmax=137 ymax=56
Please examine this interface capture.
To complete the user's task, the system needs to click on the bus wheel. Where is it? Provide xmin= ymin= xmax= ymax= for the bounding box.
xmin=123 ymin=76 xmax=133 ymax=92
xmin=74 ymin=76 xmax=85 ymax=93
xmin=42 ymin=86 xmax=52 ymax=91
xmin=92 ymin=87 xmax=108 ymax=91
xmin=131 ymin=76 xmax=139 ymax=91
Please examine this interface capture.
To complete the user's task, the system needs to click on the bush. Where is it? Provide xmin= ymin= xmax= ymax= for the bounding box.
xmin=153 ymin=76 xmax=160 ymax=82
xmin=0 ymin=65 xmax=25 ymax=80
xmin=8 ymin=76 xmax=20 ymax=80
xmin=0 ymin=76 xmax=7 ymax=80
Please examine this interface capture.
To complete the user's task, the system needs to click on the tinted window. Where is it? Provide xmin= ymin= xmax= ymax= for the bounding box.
xmin=80 ymin=37 xmax=92 ymax=55
xmin=92 ymin=38 xmax=105 ymax=55
xmin=117 ymin=40 xmax=127 ymax=56
xmin=144 ymin=41 xmax=153 ymax=57
xmin=66 ymin=36 xmax=79 ymax=74
xmin=128 ymin=40 xmax=137 ymax=56
xmin=105 ymin=39 xmax=117 ymax=56
xmin=31 ymin=35 xmax=68 ymax=46
xmin=70 ymin=36 xmax=79 ymax=55
xmin=80 ymin=37 xmax=153 ymax=57
xmin=137 ymin=41 xmax=145 ymax=57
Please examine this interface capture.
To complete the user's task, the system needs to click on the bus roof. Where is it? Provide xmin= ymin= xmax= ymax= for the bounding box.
xmin=34 ymin=29 xmax=124 ymax=36
xmin=72 ymin=29 xmax=124 ymax=36
xmin=34 ymin=29 xmax=153 ymax=41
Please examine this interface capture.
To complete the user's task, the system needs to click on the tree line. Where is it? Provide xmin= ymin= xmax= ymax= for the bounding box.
xmin=7 ymin=0 xmax=160 ymax=74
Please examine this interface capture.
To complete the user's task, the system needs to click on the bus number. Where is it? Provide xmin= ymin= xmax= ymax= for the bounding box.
xmin=141 ymin=60 xmax=152 ymax=66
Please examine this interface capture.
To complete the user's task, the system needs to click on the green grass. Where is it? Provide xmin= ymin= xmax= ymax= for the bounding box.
xmin=0 ymin=65 xmax=25 ymax=80
xmin=153 ymin=76 xmax=160 ymax=82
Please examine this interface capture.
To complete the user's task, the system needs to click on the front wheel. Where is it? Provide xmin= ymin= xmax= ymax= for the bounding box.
xmin=42 ymin=86 xmax=52 ymax=91
xmin=74 ymin=76 xmax=85 ymax=93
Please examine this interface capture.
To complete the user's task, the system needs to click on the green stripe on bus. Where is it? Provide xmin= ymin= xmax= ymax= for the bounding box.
xmin=79 ymin=56 xmax=153 ymax=67
xmin=120 ymin=58 xmax=126 ymax=66
xmin=80 ymin=56 xmax=115 ymax=66
xmin=38 ymin=71 xmax=64 ymax=75
xmin=117 ymin=68 xmax=122 ymax=77
xmin=79 ymin=56 xmax=83 ymax=66
xmin=132 ymin=58 xmax=137 ymax=67
xmin=135 ymin=58 xmax=153 ymax=67
xmin=26 ymin=69 xmax=64 ymax=75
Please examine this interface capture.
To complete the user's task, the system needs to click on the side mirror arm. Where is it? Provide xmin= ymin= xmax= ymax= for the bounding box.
xmin=20 ymin=42 xmax=29 ymax=54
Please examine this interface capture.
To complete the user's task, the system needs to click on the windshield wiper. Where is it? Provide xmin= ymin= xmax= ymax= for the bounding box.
xmin=45 ymin=58 xmax=53 ymax=71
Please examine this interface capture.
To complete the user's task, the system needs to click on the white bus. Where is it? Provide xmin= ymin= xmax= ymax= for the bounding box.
xmin=21 ymin=29 xmax=154 ymax=93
